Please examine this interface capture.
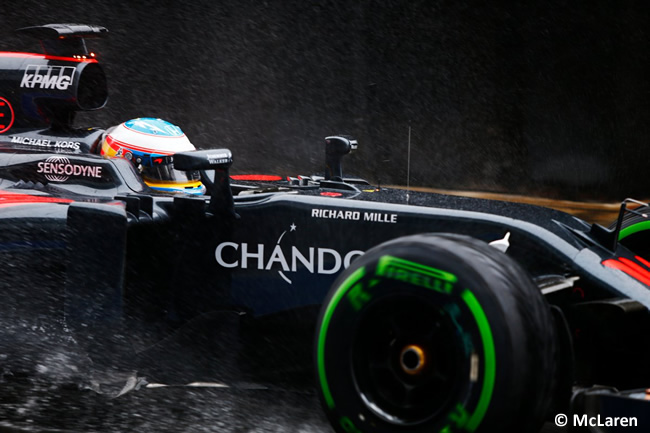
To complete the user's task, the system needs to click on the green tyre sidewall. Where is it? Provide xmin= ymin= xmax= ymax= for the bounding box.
xmin=315 ymin=233 xmax=556 ymax=433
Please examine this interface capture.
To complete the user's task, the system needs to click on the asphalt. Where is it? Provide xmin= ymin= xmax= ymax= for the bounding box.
xmin=0 ymin=377 xmax=570 ymax=433
xmin=0 ymin=380 xmax=330 ymax=433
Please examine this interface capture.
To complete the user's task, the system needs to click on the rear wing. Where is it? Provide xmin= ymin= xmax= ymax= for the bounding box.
xmin=16 ymin=23 xmax=108 ymax=58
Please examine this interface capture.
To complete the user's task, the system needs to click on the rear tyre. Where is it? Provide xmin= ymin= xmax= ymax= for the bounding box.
xmin=315 ymin=233 xmax=556 ymax=433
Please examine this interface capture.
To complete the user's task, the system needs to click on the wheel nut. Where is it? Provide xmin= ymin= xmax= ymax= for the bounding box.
xmin=400 ymin=345 xmax=426 ymax=375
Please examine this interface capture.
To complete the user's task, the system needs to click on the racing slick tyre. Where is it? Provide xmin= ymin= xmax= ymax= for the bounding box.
xmin=315 ymin=233 xmax=557 ymax=433
xmin=610 ymin=205 xmax=650 ymax=259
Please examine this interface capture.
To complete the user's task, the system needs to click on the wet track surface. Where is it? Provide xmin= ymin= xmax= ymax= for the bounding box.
xmin=0 ymin=376 xmax=568 ymax=433
xmin=0 ymin=380 xmax=330 ymax=432
xmin=0 ymin=314 xmax=571 ymax=433
xmin=0 ymin=305 xmax=335 ymax=432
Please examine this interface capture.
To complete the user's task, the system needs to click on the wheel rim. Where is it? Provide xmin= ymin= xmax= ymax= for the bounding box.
xmin=351 ymin=294 xmax=466 ymax=426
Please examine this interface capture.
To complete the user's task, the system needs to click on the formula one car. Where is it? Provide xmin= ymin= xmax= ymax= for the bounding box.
xmin=1 ymin=24 xmax=650 ymax=433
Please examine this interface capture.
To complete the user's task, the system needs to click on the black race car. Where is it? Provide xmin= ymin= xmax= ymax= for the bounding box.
xmin=1 ymin=24 xmax=649 ymax=433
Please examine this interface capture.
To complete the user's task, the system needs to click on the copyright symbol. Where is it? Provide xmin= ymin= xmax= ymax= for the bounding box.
xmin=555 ymin=413 xmax=568 ymax=427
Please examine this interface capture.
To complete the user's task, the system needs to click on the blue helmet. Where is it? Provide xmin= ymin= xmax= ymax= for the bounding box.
xmin=101 ymin=118 xmax=205 ymax=195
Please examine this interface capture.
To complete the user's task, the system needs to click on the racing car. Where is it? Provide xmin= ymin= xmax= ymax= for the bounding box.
xmin=1 ymin=24 xmax=650 ymax=433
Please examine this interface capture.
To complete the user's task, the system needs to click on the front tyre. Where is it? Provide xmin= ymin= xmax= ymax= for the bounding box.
xmin=315 ymin=234 xmax=556 ymax=433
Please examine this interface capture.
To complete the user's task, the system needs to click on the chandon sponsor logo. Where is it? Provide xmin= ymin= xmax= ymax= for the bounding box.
xmin=37 ymin=156 xmax=103 ymax=182
xmin=215 ymin=223 xmax=364 ymax=284
xmin=216 ymin=242 xmax=362 ymax=273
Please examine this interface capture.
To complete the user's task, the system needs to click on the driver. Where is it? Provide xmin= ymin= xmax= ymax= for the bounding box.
xmin=98 ymin=117 xmax=205 ymax=195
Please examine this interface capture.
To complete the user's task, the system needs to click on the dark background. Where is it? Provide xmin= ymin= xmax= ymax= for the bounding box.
xmin=2 ymin=0 xmax=649 ymax=200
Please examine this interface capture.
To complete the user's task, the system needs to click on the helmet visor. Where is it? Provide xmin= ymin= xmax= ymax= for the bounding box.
xmin=141 ymin=164 xmax=200 ymax=183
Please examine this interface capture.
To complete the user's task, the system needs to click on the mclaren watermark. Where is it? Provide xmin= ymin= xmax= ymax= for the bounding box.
xmin=555 ymin=413 xmax=638 ymax=428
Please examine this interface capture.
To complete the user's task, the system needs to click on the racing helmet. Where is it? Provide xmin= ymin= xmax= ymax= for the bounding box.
xmin=100 ymin=118 xmax=205 ymax=195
